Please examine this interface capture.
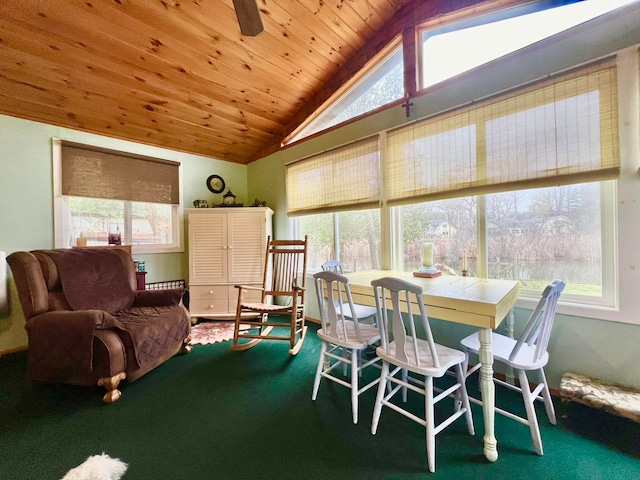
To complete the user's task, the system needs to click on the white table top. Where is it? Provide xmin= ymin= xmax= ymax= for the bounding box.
xmin=344 ymin=270 xmax=519 ymax=329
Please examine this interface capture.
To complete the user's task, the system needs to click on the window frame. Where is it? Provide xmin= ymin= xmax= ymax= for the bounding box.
xmin=513 ymin=180 xmax=618 ymax=319
xmin=289 ymin=1 xmax=640 ymax=325
xmin=52 ymin=138 xmax=184 ymax=254
xmin=416 ymin=0 xmax=632 ymax=91
xmin=290 ymin=208 xmax=382 ymax=274
xmin=285 ymin=38 xmax=404 ymax=145
xmin=288 ymin=44 xmax=640 ymax=324
xmin=298 ymin=156 xmax=620 ymax=320
xmin=391 ymin=180 xmax=618 ymax=308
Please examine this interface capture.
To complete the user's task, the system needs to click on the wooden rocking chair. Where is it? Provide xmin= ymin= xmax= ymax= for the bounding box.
xmin=230 ymin=236 xmax=309 ymax=355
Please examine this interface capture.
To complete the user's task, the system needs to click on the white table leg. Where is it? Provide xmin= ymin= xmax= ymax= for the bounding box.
xmin=505 ymin=308 xmax=515 ymax=385
xmin=478 ymin=327 xmax=498 ymax=462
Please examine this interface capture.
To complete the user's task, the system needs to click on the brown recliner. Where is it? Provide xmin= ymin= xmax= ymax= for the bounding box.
xmin=7 ymin=247 xmax=191 ymax=403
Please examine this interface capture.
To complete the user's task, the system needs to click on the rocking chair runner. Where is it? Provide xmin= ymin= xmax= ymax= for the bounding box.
xmin=230 ymin=236 xmax=309 ymax=355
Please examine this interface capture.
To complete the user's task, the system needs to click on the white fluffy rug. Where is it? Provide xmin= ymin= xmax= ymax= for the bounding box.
xmin=61 ymin=453 xmax=128 ymax=480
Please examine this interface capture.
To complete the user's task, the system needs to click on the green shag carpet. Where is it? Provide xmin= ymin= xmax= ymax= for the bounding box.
xmin=1 ymin=325 xmax=639 ymax=479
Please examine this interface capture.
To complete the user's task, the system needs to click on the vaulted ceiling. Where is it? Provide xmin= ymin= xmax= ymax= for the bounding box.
xmin=0 ymin=0 xmax=509 ymax=164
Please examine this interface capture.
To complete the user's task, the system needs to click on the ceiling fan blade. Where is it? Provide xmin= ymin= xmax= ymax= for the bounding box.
xmin=233 ymin=0 xmax=264 ymax=37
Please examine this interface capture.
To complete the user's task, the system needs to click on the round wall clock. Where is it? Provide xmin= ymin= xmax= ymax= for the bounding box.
xmin=206 ymin=174 xmax=225 ymax=194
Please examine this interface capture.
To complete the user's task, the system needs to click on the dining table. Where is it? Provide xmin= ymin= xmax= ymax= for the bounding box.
xmin=344 ymin=269 xmax=519 ymax=462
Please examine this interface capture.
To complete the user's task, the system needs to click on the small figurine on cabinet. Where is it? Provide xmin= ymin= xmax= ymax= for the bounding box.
xmin=222 ymin=190 xmax=237 ymax=205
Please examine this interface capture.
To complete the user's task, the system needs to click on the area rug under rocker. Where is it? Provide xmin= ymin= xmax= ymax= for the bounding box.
xmin=61 ymin=453 xmax=127 ymax=480
xmin=190 ymin=321 xmax=250 ymax=345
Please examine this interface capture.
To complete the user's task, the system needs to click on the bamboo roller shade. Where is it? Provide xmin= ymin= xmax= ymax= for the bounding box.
xmin=386 ymin=58 xmax=619 ymax=205
xmin=286 ymin=136 xmax=380 ymax=216
xmin=61 ymin=141 xmax=180 ymax=205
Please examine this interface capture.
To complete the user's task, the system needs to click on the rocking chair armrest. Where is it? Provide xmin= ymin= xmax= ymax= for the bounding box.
xmin=233 ymin=284 xmax=265 ymax=292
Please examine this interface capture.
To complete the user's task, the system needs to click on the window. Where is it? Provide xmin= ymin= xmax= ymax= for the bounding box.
xmin=486 ymin=183 xmax=614 ymax=304
xmin=296 ymin=209 xmax=381 ymax=272
xmin=67 ymin=198 xmax=175 ymax=247
xmin=287 ymin=136 xmax=381 ymax=272
xmin=289 ymin=56 xmax=621 ymax=309
xmin=420 ymin=0 xmax=635 ymax=89
xmin=396 ymin=181 xmax=615 ymax=307
xmin=399 ymin=196 xmax=476 ymax=274
xmin=53 ymin=140 xmax=183 ymax=253
xmin=388 ymin=58 xmax=619 ymax=307
xmin=289 ymin=1 xmax=634 ymax=146
xmin=287 ymin=45 xmax=404 ymax=144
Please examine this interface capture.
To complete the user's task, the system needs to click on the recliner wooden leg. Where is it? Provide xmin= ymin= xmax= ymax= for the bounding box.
xmin=98 ymin=372 xmax=126 ymax=404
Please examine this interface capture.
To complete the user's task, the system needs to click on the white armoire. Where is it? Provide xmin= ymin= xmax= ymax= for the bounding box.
xmin=187 ymin=207 xmax=273 ymax=322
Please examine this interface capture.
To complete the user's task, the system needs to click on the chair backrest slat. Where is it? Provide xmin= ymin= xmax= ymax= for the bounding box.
xmin=372 ymin=277 xmax=440 ymax=369
xmin=262 ymin=236 xmax=308 ymax=302
xmin=314 ymin=270 xmax=364 ymax=342
xmin=510 ymin=279 xmax=565 ymax=363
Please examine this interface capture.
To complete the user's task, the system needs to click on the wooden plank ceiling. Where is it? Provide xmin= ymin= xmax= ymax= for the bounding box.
xmin=0 ymin=0 xmax=493 ymax=164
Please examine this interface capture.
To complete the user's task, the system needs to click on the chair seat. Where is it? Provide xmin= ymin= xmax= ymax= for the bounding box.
xmin=340 ymin=302 xmax=377 ymax=321
xmin=460 ymin=331 xmax=549 ymax=370
xmin=317 ymin=320 xmax=379 ymax=349
xmin=321 ymin=261 xmax=377 ymax=325
xmin=240 ymin=302 xmax=302 ymax=313
xmin=377 ymin=337 xmax=466 ymax=377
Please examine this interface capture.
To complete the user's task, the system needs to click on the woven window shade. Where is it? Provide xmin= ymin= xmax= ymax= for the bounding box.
xmin=286 ymin=137 xmax=380 ymax=215
xmin=386 ymin=58 xmax=619 ymax=205
xmin=61 ymin=141 xmax=180 ymax=204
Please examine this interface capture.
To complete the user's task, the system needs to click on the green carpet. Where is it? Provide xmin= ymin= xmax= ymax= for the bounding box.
xmin=1 ymin=325 xmax=639 ymax=479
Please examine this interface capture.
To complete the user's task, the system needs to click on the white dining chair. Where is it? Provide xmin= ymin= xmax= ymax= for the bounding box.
xmin=459 ymin=279 xmax=565 ymax=456
xmin=312 ymin=270 xmax=382 ymax=424
xmin=370 ymin=277 xmax=474 ymax=473
xmin=321 ymin=260 xmax=378 ymax=326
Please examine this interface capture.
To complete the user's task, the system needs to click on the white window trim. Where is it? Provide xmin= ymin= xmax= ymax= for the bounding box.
xmin=510 ymin=180 xmax=617 ymax=310
xmin=572 ymin=45 xmax=640 ymax=325
xmin=52 ymin=138 xmax=184 ymax=254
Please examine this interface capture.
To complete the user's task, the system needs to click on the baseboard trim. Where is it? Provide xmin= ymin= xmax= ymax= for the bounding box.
xmin=305 ymin=315 xmax=320 ymax=324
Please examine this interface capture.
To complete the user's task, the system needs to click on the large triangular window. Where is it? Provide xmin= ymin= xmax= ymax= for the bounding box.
xmin=289 ymin=0 xmax=633 ymax=145
xmin=287 ymin=44 xmax=404 ymax=144
xmin=420 ymin=0 xmax=634 ymax=88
